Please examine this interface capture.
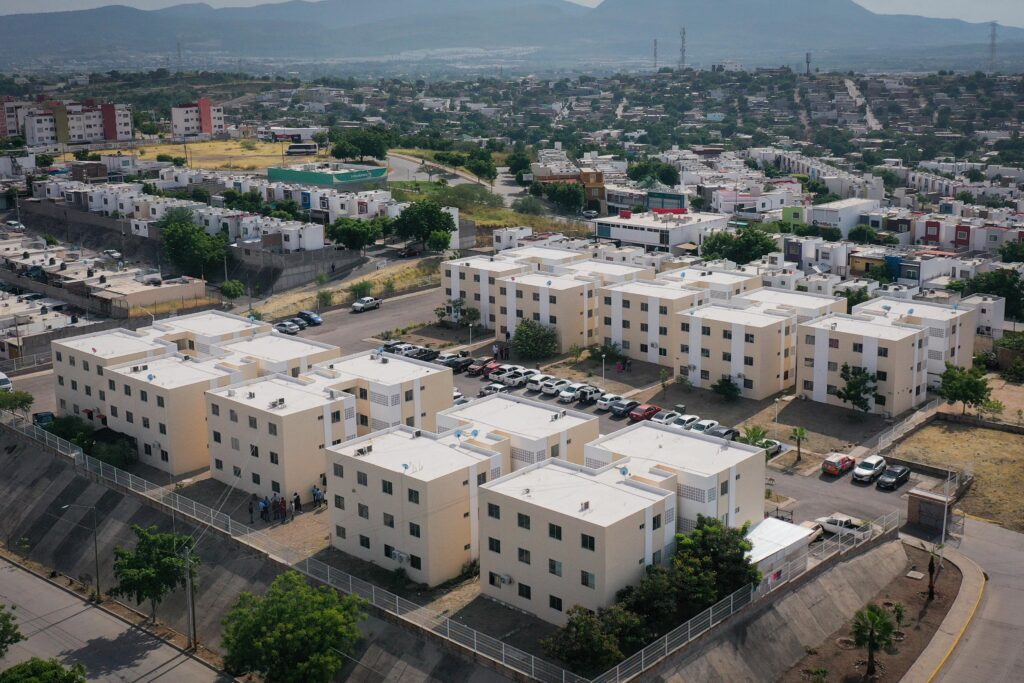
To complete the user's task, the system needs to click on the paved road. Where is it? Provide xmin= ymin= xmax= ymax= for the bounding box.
xmin=0 ymin=558 xmax=228 ymax=682
xmin=768 ymin=464 xmax=928 ymax=524
xmin=12 ymin=369 xmax=55 ymax=413
xmin=387 ymin=153 xmax=525 ymax=207
xmin=301 ymin=287 xmax=444 ymax=354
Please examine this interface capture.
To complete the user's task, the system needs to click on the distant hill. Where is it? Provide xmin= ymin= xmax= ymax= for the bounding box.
xmin=0 ymin=0 xmax=1020 ymax=69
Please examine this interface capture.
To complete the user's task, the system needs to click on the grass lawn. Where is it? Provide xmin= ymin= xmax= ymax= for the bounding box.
xmin=90 ymin=139 xmax=324 ymax=171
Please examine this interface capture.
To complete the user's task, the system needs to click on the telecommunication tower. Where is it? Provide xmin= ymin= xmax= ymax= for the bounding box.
xmin=679 ymin=27 xmax=686 ymax=70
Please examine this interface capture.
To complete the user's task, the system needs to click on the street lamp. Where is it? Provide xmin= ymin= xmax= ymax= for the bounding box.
xmin=774 ymin=397 xmax=781 ymax=436
xmin=468 ymin=323 xmax=474 ymax=348
xmin=601 ymin=354 xmax=606 ymax=383
xmin=61 ymin=504 xmax=101 ymax=601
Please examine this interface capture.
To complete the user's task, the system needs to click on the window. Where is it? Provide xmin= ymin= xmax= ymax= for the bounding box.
xmin=720 ymin=480 xmax=729 ymax=496
xmin=722 ymin=352 xmax=731 ymax=362
xmin=232 ymin=466 xmax=241 ymax=477
xmin=229 ymin=409 xmax=238 ymax=422
xmin=214 ymin=458 xmax=223 ymax=470
xmin=488 ymin=503 xmax=501 ymax=519
xmin=852 ymin=342 xmax=863 ymax=353
xmin=110 ymin=406 xmax=118 ymax=418
xmin=803 ymin=380 xmax=814 ymax=390
xmin=878 ymin=346 xmax=889 ymax=357
xmin=212 ymin=430 xmax=221 ymax=444
xmin=549 ymin=595 xmax=563 ymax=612
xmin=680 ymin=344 xmax=690 ymax=354
xmin=333 ymin=463 xmax=344 ymax=478
xmin=827 ymin=361 xmax=838 ymax=371
xmin=251 ymin=473 xmax=261 ymax=485
xmin=622 ymin=300 xmax=630 ymax=309
xmin=827 ymin=384 xmax=838 ymax=395
xmin=125 ymin=411 xmax=134 ymax=424
xmin=250 ymin=444 xmax=259 ymax=458
xmin=744 ymin=356 xmax=754 ymax=366
xmin=408 ymin=489 xmax=420 ymax=504
xmin=652 ymin=514 xmax=662 ymax=530
xmin=701 ymin=348 xmax=710 ymax=358
xmin=700 ymin=370 xmax=710 ymax=380
xmin=681 ymin=322 xmax=690 ymax=332
xmin=358 ymin=504 xmax=369 ymax=519
xmin=270 ymin=451 xmax=280 ymax=465
xmin=382 ymin=480 xmax=393 ymax=495
xmin=702 ymin=326 xmax=711 ymax=336
xmin=804 ymin=357 xmax=815 ymax=368
xmin=549 ymin=523 xmax=562 ymax=540
xmin=157 ymin=396 xmax=165 ymax=408
xmin=248 ymin=416 xmax=257 ymax=429
xmin=359 ymin=535 xmax=370 ymax=549
xmin=108 ymin=379 xmax=115 ymax=391
xmin=581 ymin=534 xmax=595 ymax=551
xmin=124 ymin=385 xmax=131 ymax=397
xmin=488 ymin=537 xmax=501 ymax=554
xmin=383 ymin=513 xmax=394 ymax=528
xmin=723 ymin=329 xmax=732 ymax=340
xmin=230 ymin=437 xmax=240 ymax=451
xmin=139 ymin=389 xmax=147 ymax=402
xmin=875 ymin=395 xmax=887 ymax=406
xmin=335 ymin=525 xmax=346 ymax=539
xmin=804 ymin=334 xmax=815 ymax=344
xmin=549 ymin=559 xmax=562 ymax=576
xmin=517 ymin=513 xmax=531 ymax=530
xmin=358 ymin=388 xmax=368 ymax=400
xmin=404 ymin=389 xmax=414 ymax=402
xmin=334 ymin=495 xmax=345 ymax=510
xmin=745 ymin=333 xmax=755 ymax=343
xmin=518 ymin=583 xmax=532 ymax=600
xmin=876 ymin=370 xmax=888 ymax=382
xmin=159 ymin=423 xmax=166 ymax=435
xmin=828 ymin=338 xmax=839 ymax=349
xmin=268 ymin=422 xmax=278 ymax=436
xmin=410 ymin=555 xmax=422 ymax=570
xmin=581 ymin=571 xmax=596 ymax=589
xmin=409 ymin=522 xmax=421 ymax=538
xmin=357 ymin=471 xmax=368 ymax=486
xmin=622 ymin=320 xmax=630 ymax=329
xmin=743 ymin=378 xmax=754 ymax=389
xmin=518 ymin=547 xmax=531 ymax=564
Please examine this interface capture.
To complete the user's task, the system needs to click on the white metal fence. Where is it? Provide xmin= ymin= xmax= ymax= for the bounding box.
xmin=2 ymin=415 xmax=901 ymax=683
xmin=0 ymin=351 xmax=52 ymax=375
xmin=872 ymin=398 xmax=941 ymax=451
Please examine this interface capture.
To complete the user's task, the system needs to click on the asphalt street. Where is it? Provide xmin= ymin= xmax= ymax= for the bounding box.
xmin=0 ymin=558 xmax=228 ymax=682
xmin=300 ymin=286 xmax=444 ymax=353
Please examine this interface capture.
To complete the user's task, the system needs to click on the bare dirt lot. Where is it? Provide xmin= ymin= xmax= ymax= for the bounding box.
xmin=885 ymin=420 xmax=1024 ymax=532
xmin=781 ymin=544 xmax=961 ymax=683
xmin=92 ymin=139 xmax=322 ymax=171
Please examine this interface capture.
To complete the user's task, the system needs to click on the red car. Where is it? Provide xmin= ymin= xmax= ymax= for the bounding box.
xmin=822 ymin=453 xmax=856 ymax=477
xmin=628 ymin=404 xmax=661 ymax=423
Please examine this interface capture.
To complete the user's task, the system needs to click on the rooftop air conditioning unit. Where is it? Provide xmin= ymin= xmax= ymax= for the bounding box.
xmin=247 ymin=391 xmax=256 ymax=399
xmin=580 ymin=501 xmax=590 ymax=511
xmin=381 ymin=357 xmax=388 ymax=364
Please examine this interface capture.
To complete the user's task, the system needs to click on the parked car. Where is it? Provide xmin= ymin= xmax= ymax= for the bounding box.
xmin=628 ymin=404 xmax=661 ymax=423
xmin=351 ymin=296 xmax=382 ymax=312
xmin=525 ymin=374 xmax=554 ymax=392
xmin=4 ymin=220 xmax=25 ymax=231
xmin=609 ymin=399 xmax=640 ymax=418
xmin=445 ymin=356 xmax=475 ymax=373
xmin=876 ymin=465 xmax=911 ymax=490
xmin=689 ymin=419 xmax=719 ymax=434
xmin=287 ymin=317 xmax=308 ymax=330
xmin=581 ymin=210 xmax=599 ymax=220
xmin=479 ymin=383 xmax=510 ymax=397
xmin=398 ymin=345 xmax=424 ymax=357
xmin=32 ymin=411 xmax=54 ymax=427
xmin=649 ymin=410 xmax=680 ymax=425
xmin=761 ymin=439 xmax=783 ymax=457
xmin=595 ymin=393 xmax=623 ymax=411
xmin=380 ymin=340 xmax=405 ymax=353
xmin=397 ymin=247 xmax=421 ymax=258
xmin=274 ymin=321 xmax=299 ymax=335
xmin=490 ymin=365 xmax=523 ymax=383
xmin=467 ymin=357 xmax=496 ymax=376
xmin=799 ymin=520 xmax=824 ymax=543
xmin=852 ymin=455 xmax=887 ymax=483
xmin=706 ymin=426 xmax=740 ymax=441
xmin=814 ymin=514 xmax=868 ymax=537
xmin=453 ymin=388 xmax=463 ymax=402
xmin=575 ymin=386 xmax=603 ymax=404
xmin=504 ymin=369 xmax=539 ymax=387
xmin=435 ymin=352 xmax=460 ymax=365
xmin=558 ymin=382 xmax=589 ymax=403
xmin=541 ymin=378 xmax=571 ymax=395
xmin=102 ymin=249 xmax=123 ymax=260
xmin=411 ymin=348 xmax=439 ymax=362
xmin=670 ymin=414 xmax=700 ymax=430
xmin=297 ymin=310 xmax=323 ymax=326
xmin=478 ymin=360 xmax=505 ymax=379
xmin=822 ymin=453 xmax=856 ymax=477
xmin=454 ymin=397 xmax=470 ymax=405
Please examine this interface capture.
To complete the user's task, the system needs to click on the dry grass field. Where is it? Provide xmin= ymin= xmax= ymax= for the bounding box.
xmin=90 ymin=139 xmax=323 ymax=171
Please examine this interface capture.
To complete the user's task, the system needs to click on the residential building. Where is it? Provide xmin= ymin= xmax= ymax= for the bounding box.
xmin=599 ymin=279 xmax=708 ymax=365
xmin=329 ymin=427 xmax=506 ymax=587
xmin=171 ymin=98 xmax=226 ymax=138
xmin=493 ymin=272 xmax=599 ymax=352
xmin=960 ymin=294 xmax=1005 ymax=340
xmin=809 ymin=198 xmax=881 ymax=238
xmin=592 ymin=210 xmax=730 ymax=253
xmin=735 ymin=287 xmax=846 ymax=322
xmin=478 ymin=458 xmax=674 ymax=625
xmin=657 ymin=267 xmax=763 ymax=300
xmin=797 ymin=313 xmax=928 ymax=416
xmin=22 ymin=101 xmax=131 ymax=146
xmin=442 ymin=255 xmax=531 ymax=328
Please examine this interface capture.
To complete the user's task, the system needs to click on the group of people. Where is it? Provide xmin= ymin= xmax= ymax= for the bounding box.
xmin=491 ymin=343 xmax=511 ymax=360
xmin=310 ymin=485 xmax=327 ymax=509
xmin=250 ymin=491 xmax=306 ymax=525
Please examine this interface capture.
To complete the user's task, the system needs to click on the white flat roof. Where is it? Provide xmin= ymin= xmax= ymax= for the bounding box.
xmin=603 ymin=280 xmax=701 ymax=300
xmin=502 ymin=246 xmax=583 ymax=263
xmin=504 ymin=272 xmax=584 ymax=291
xmin=57 ymin=329 xmax=168 ymax=359
xmin=110 ymin=354 xmax=233 ymax=389
xmin=151 ymin=311 xmax=265 ymax=338
xmin=803 ymin=314 xmax=921 ymax=341
xmin=738 ymin=288 xmax=841 ymax=311
xmin=449 ymin=256 xmax=529 ymax=273
xmin=322 ymin=352 xmax=447 ymax=385
xmin=208 ymin=375 xmax=340 ymax=414
xmin=442 ymin=395 xmax=592 ymax=440
xmin=855 ymin=297 xmax=965 ymax=322
xmin=485 ymin=460 xmax=669 ymax=526
xmin=746 ymin=517 xmax=815 ymax=564
xmin=333 ymin=430 xmax=494 ymax=481
xmin=660 ymin=268 xmax=757 ymax=286
xmin=596 ymin=212 xmax=726 ymax=229
xmin=561 ymin=260 xmax=649 ymax=278
xmin=220 ymin=333 xmax=337 ymax=362
xmin=684 ymin=304 xmax=789 ymax=328
xmin=591 ymin=423 xmax=762 ymax=476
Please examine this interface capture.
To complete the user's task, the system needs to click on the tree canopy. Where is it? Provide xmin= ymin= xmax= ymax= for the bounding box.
xmin=510 ymin=319 xmax=558 ymax=360
xmin=835 ymin=363 xmax=878 ymax=414
xmin=222 ymin=571 xmax=367 ymax=683
xmin=949 ymin=269 xmax=1024 ymax=320
xmin=110 ymin=525 xmax=200 ymax=620
xmin=392 ymin=200 xmax=455 ymax=245
xmin=939 ymin=362 xmax=991 ymax=414
xmin=700 ymin=227 xmax=777 ymax=265
xmin=0 ymin=658 xmax=86 ymax=683
xmin=328 ymin=217 xmax=381 ymax=253
xmin=0 ymin=603 xmax=23 ymax=658
xmin=158 ymin=207 xmax=228 ymax=278
xmin=627 ymin=158 xmax=680 ymax=186
xmin=220 ymin=280 xmax=245 ymax=300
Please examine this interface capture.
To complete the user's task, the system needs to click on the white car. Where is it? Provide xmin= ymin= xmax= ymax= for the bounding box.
xmin=541 ymin=378 xmax=571 ymax=395
xmin=453 ymin=388 xmax=463 ymax=401
xmin=558 ymin=382 xmax=588 ymax=403
xmin=799 ymin=520 xmax=824 ymax=543
xmin=4 ymin=221 xmax=25 ymax=231
xmin=596 ymin=393 xmax=623 ymax=411
xmin=852 ymin=455 xmax=887 ymax=483
xmin=689 ymin=419 xmax=719 ymax=433
xmin=649 ymin=410 xmax=680 ymax=425
xmin=670 ymin=414 xmax=700 ymax=430
xmin=814 ymin=514 xmax=869 ymax=537
xmin=490 ymin=365 xmax=524 ymax=383
xmin=479 ymin=383 xmax=510 ymax=397
xmin=351 ymin=296 xmax=382 ymax=312
xmin=525 ymin=374 xmax=553 ymax=392
xmin=436 ymin=352 xmax=461 ymax=365
xmin=102 ymin=249 xmax=123 ymax=260
xmin=503 ymin=369 xmax=538 ymax=387
xmin=399 ymin=345 xmax=423 ymax=357
xmin=0 ymin=371 xmax=11 ymax=392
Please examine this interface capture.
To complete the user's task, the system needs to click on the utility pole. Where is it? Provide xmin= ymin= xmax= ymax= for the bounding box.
xmin=653 ymin=38 xmax=658 ymax=72
xmin=679 ymin=27 xmax=686 ymax=71
xmin=805 ymin=52 xmax=812 ymax=77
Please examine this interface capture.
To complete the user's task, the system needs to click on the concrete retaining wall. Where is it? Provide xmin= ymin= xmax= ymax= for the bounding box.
xmin=0 ymin=431 xmax=506 ymax=682
xmin=645 ymin=540 xmax=909 ymax=683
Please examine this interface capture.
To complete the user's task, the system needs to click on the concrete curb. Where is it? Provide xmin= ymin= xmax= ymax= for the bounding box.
xmin=0 ymin=552 xmax=232 ymax=680
xmin=897 ymin=541 xmax=987 ymax=683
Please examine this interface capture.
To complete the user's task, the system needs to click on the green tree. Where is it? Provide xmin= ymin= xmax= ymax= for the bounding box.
xmin=528 ymin=181 xmax=545 ymax=197
xmin=954 ymin=269 xmax=1024 ymax=319
xmin=465 ymin=157 xmax=498 ymax=184
xmin=674 ymin=515 xmax=760 ymax=613
xmin=0 ymin=603 xmax=23 ymax=658
xmin=222 ymin=571 xmax=366 ymax=683
xmin=543 ymin=182 xmax=585 ymax=213
xmin=328 ymin=217 xmax=380 ymax=253
xmin=848 ymin=224 xmax=879 ymax=243
xmin=35 ymin=153 xmax=54 ymax=167
xmin=190 ymin=187 xmax=211 ymax=204
xmin=541 ymin=606 xmax=622 ymax=677
xmin=158 ymin=207 xmax=228 ymax=277
xmin=851 ymin=604 xmax=895 ymax=678
xmin=739 ymin=425 xmax=769 ymax=448
xmin=380 ymin=278 xmax=396 ymax=298
xmin=939 ymin=362 xmax=991 ymax=414
xmin=220 ymin=279 xmax=245 ymax=300
xmin=393 ymin=200 xmax=455 ymax=246
xmin=109 ymin=525 xmax=200 ymax=621
xmin=660 ymin=367 xmax=672 ymax=394
xmin=0 ymin=390 xmax=34 ymax=417
xmin=506 ymin=150 xmax=532 ymax=175
xmin=511 ymin=196 xmax=546 ymax=215
xmin=689 ymin=196 xmax=705 ymax=211
xmin=790 ymin=426 xmax=808 ymax=463
xmin=700 ymin=227 xmax=776 ymax=264
xmin=426 ymin=230 xmax=453 ymax=253
xmin=316 ymin=289 xmax=333 ymax=309
xmin=330 ymin=140 xmax=359 ymax=161
xmin=998 ymin=240 xmax=1024 ymax=263
xmin=462 ymin=306 xmax=480 ymax=327
xmin=348 ymin=281 xmax=373 ymax=299
xmin=864 ymin=264 xmax=893 ymax=284
xmin=843 ymin=286 xmax=871 ymax=313
xmin=510 ymin=319 xmax=558 ymax=360
xmin=597 ymin=603 xmax=649 ymax=657
xmin=711 ymin=376 xmax=741 ymax=401
xmin=617 ymin=565 xmax=679 ymax=635
xmin=835 ymin=363 xmax=878 ymax=415
xmin=0 ymin=658 xmax=86 ymax=683
xmin=955 ymin=190 xmax=975 ymax=204
xmin=42 ymin=234 xmax=59 ymax=246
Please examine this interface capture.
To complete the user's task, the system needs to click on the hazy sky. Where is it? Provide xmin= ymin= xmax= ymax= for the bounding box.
xmin=2 ymin=0 xmax=1023 ymax=28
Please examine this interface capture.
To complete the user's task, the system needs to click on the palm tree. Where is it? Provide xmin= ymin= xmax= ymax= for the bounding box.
xmin=851 ymin=604 xmax=895 ymax=678
xmin=740 ymin=425 xmax=769 ymax=448
xmin=790 ymin=426 xmax=808 ymax=463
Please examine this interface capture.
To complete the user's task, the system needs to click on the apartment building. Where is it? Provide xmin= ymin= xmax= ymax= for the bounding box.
xmin=599 ymin=279 xmax=708 ymax=365
xmin=960 ymin=294 xmax=1005 ymax=340
xmin=478 ymin=458 xmax=674 ymax=626
xmin=493 ymin=272 xmax=599 ymax=352
xmin=442 ymin=255 xmax=531 ymax=327
xmin=217 ymin=333 xmax=338 ymax=376
xmin=437 ymin=394 xmax=599 ymax=471
xmin=206 ymin=374 xmax=354 ymax=500
xmin=797 ymin=313 xmax=928 ymax=417
xmin=583 ymin=422 xmax=766 ymax=531
xmin=171 ymin=98 xmax=226 ymax=138
xmin=329 ymin=427 xmax=506 ymax=587
xmin=556 ymin=259 xmax=655 ymax=285
xmin=22 ymin=102 xmax=132 ymax=146
xmin=592 ymin=210 xmax=730 ymax=253
xmin=676 ymin=302 xmax=797 ymax=400
xmin=312 ymin=352 xmax=453 ymax=433
xmin=851 ymin=297 xmax=976 ymax=387
xmin=736 ymin=287 xmax=847 ymax=322
xmin=658 ymin=267 xmax=763 ymax=300
xmin=809 ymin=198 xmax=881 ymax=238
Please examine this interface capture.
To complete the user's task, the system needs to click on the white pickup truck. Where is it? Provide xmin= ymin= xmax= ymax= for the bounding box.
xmin=351 ymin=296 xmax=382 ymax=312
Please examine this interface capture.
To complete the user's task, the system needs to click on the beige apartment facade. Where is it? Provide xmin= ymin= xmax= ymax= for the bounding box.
xmin=599 ymin=279 xmax=708 ymax=366
xmin=675 ymin=302 xmax=797 ymax=400
xmin=478 ymin=459 xmax=674 ymax=626
xmin=442 ymin=255 xmax=531 ymax=330
xmin=658 ymin=267 xmax=764 ymax=300
xmin=329 ymin=427 xmax=506 ymax=587
xmin=493 ymin=272 xmax=599 ymax=352
xmin=797 ymin=313 xmax=928 ymax=417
